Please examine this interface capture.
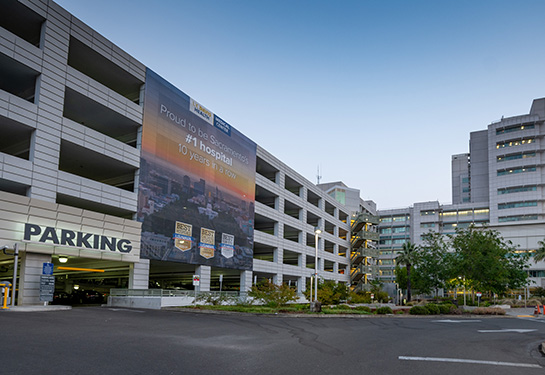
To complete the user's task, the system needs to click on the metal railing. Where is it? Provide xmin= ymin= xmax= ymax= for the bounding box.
xmin=110 ymin=289 xmax=241 ymax=298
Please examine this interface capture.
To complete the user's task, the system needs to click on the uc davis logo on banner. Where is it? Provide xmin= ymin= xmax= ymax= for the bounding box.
xmin=190 ymin=98 xmax=214 ymax=125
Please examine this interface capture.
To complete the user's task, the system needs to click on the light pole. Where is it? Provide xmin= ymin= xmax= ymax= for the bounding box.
xmin=314 ymin=227 xmax=321 ymax=303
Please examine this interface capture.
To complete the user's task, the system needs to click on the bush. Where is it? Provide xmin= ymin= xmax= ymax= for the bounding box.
xmin=348 ymin=292 xmax=369 ymax=304
xmin=472 ymin=307 xmax=506 ymax=315
xmin=196 ymin=293 xmax=232 ymax=306
xmin=355 ymin=306 xmax=371 ymax=312
xmin=449 ymin=305 xmax=463 ymax=315
xmin=375 ymin=306 xmax=393 ymax=315
xmin=425 ymin=303 xmax=440 ymax=315
xmin=249 ymin=281 xmax=297 ymax=307
xmin=306 ymin=280 xmax=348 ymax=305
xmin=438 ymin=304 xmax=452 ymax=314
xmin=409 ymin=305 xmax=429 ymax=315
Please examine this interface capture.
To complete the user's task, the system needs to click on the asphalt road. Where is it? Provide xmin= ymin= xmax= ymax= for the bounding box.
xmin=1 ymin=308 xmax=544 ymax=375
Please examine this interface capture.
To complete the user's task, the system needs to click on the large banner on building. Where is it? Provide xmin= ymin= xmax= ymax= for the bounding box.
xmin=138 ymin=69 xmax=256 ymax=270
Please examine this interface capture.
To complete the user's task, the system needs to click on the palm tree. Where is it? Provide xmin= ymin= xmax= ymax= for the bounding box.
xmin=534 ymin=240 xmax=545 ymax=263
xmin=397 ymin=241 xmax=417 ymax=302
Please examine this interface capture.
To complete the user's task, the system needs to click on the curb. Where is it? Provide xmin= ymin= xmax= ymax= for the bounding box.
xmin=0 ymin=305 xmax=71 ymax=312
xmin=540 ymin=342 xmax=545 ymax=356
xmin=161 ymin=307 xmax=518 ymax=319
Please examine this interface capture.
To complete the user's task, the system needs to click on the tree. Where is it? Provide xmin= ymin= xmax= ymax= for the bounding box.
xmin=396 ymin=241 xmax=418 ymax=302
xmin=533 ymin=240 xmax=545 ymax=263
xmin=417 ymin=231 xmax=453 ymax=296
xmin=304 ymin=279 xmax=348 ymax=305
xmin=450 ymin=225 xmax=529 ymax=296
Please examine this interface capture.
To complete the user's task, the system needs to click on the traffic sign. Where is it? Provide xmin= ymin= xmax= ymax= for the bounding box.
xmin=39 ymin=275 xmax=55 ymax=302
xmin=193 ymin=275 xmax=200 ymax=286
xmin=42 ymin=262 xmax=54 ymax=276
xmin=476 ymin=292 xmax=482 ymax=297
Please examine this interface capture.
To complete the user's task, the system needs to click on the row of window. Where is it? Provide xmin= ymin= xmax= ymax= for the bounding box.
xmin=497 ymin=151 xmax=536 ymax=162
xmin=496 ymin=123 xmax=535 ymax=135
xmin=496 ymin=137 xmax=534 ymax=149
xmin=379 ymin=238 xmax=408 ymax=245
xmin=498 ymin=215 xmax=538 ymax=222
xmin=498 ymin=201 xmax=538 ymax=210
xmin=498 ymin=185 xmax=537 ymax=195
xmin=380 ymin=215 xmax=409 ymax=223
xmin=379 ymin=226 xmax=408 ymax=234
xmin=420 ymin=210 xmax=437 ymax=216
xmin=420 ymin=209 xmax=489 ymax=217
xmin=497 ymin=166 xmax=536 ymax=176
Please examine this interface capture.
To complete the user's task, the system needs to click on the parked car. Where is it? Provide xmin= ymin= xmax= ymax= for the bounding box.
xmin=71 ymin=290 xmax=104 ymax=304
xmin=52 ymin=291 xmax=71 ymax=305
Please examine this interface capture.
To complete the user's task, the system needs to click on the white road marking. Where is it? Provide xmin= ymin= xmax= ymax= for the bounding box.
xmin=432 ymin=319 xmax=481 ymax=323
xmin=477 ymin=329 xmax=536 ymax=333
xmin=399 ymin=356 xmax=541 ymax=368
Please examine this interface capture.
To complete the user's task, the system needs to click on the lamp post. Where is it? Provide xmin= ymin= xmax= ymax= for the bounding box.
xmin=314 ymin=227 xmax=321 ymax=303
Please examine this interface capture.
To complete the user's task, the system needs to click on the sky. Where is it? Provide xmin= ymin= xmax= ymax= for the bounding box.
xmin=55 ymin=0 xmax=545 ymax=210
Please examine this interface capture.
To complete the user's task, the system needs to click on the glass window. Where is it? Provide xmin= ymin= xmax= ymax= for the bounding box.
xmin=497 ymin=152 xmax=536 ymax=162
xmin=498 ymin=215 xmax=538 ymax=222
xmin=496 ymin=123 xmax=534 ymax=135
xmin=497 ymin=166 xmax=536 ymax=176
xmin=421 ymin=223 xmax=435 ymax=228
xmin=496 ymin=137 xmax=534 ymax=149
xmin=498 ymin=201 xmax=537 ymax=209
xmin=498 ymin=185 xmax=537 ymax=195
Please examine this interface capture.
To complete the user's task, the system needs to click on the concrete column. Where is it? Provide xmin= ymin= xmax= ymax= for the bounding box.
xmin=240 ymin=270 xmax=253 ymax=294
xmin=273 ymin=273 xmax=283 ymax=285
xmin=196 ymin=265 xmax=211 ymax=292
xmin=129 ymin=259 xmax=149 ymax=289
xmin=297 ymin=276 xmax=305 ymax=294
xmin=18 ymin=252 xmax=51 ymax=306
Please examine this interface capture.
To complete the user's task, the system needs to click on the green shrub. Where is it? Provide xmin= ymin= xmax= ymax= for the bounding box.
xmin=375 ymin=306 xmax=393 ymax=315
xmin=438 ymin=304 xmax=452 ymax=314
xmin=425 ymin=303 xmax=440 ymax=315
xmin=409 ymin=305 xmax=429 ymax=315
xmin=355 ymin=306 xmax=371 ymax=312
xmin=308 ymin=281 xmax=348 ymax=305
xmin=249 ymin=281 xmax=297 ymax=307
xmin=348 ymin=292 xmax=369 ymax=304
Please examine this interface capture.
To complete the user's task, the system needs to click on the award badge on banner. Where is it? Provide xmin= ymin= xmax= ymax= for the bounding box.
xmin=220 ymin=233 xmax=235 ymax=259
xmin=173 ymin=221 xmax=193 ymax=251
xmin=199 ymin=227 xmax=215 ymax=259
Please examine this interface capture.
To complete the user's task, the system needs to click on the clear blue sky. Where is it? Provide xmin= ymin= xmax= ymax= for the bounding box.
xmin=56 ymin=0 xmax=545 ymax=209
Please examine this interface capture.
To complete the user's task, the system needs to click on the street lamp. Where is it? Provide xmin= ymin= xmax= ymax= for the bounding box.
xmin=314 ymin=227 xmax=321 ymax=303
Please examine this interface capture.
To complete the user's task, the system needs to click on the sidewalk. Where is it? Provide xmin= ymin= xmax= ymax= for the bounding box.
xmin=505 ymin=307 xmax=544 ymax=318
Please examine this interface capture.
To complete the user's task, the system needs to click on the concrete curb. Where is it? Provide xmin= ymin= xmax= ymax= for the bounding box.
xmin=161 ymin=307 xmax=519 ymax=319
xmin=540 ymin=342 xmax=545 ymax=356
xmin=0 ymin=305 xmax=71 ymax=312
